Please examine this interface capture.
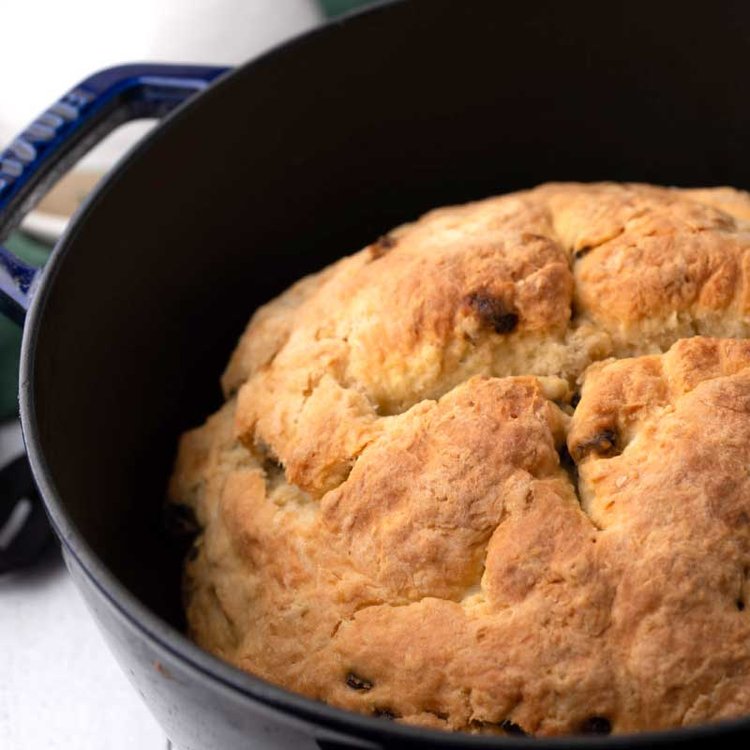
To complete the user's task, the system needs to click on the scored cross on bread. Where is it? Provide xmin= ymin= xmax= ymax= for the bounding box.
xmin=170 ymin=183 xmax=750 ymax=735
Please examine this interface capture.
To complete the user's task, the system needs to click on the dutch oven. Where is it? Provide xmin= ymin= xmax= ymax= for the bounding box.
xmin=1 ymin=1 xmax=749 ymax=747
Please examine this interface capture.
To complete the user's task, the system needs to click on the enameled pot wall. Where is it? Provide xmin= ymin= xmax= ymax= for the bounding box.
xmin=4 ymin=1 xmax=750 ymax=747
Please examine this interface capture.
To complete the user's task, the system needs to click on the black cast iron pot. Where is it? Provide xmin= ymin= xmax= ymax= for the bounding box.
xmin=2 ymin=1 xmax=750 ymax=747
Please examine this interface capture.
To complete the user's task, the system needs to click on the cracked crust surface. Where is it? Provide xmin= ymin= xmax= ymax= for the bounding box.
xmin=169 ymin=183 xmax=750 ymax=735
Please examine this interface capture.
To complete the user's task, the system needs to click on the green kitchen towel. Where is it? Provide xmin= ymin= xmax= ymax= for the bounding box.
xmin=0 ymin=233 xmax=52 ymax=420
xmin=320 ymin=0 xmax=375 ymax=18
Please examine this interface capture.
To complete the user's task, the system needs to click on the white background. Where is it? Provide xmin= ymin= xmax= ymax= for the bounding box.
xmin=0 ymin=424 xmax=166 ymax=748
xmin=0 ymin=2 xmax=322 ymax=748
xmin=0 ymin=0 xmax=322 ymax=170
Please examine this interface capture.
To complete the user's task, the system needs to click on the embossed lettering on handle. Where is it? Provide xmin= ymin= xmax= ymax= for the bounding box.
xmin=0 ymin=64 xmax=229 ymax=324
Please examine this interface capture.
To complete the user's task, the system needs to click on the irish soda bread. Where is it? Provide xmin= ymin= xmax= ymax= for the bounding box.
xmin=169 ymin=183 xmax=750 ymax=735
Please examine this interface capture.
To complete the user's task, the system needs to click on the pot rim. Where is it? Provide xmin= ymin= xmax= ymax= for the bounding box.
xmin=17 ymin=0 xmax=750 ymax=745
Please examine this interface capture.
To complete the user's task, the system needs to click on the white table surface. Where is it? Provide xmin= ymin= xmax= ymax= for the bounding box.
xmin=0 ymin=421 xmax=168 ymax=750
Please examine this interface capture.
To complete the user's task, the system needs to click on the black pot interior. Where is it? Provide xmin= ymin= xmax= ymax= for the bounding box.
xmin=28 ymin=0 xmax=750 ymax=700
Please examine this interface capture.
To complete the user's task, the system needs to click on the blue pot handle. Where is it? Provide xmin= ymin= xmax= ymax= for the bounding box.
xmin=0 ymin=64 xmax=229 ymax=576
xmin=0 ymin=63 xmax=229 ymax=325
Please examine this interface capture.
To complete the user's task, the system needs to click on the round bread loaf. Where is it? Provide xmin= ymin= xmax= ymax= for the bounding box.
xmin=169 ymin=183 xmax=750 ymax=735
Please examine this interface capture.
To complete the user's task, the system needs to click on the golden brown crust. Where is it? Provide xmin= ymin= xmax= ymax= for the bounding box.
xmin=170 ymin=183 xmax=750 ymax=735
